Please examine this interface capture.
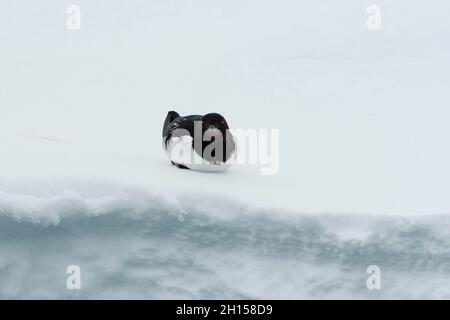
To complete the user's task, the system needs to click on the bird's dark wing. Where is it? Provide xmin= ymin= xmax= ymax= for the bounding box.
xmin=163 ymin=115 xmax=203 ymax=147
xmin=162 ymin=111 xmax=180 ymax=137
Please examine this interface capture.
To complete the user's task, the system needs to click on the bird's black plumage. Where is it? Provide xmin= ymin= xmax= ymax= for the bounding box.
xmin=162 ymin=111 xmax=235 ymax=169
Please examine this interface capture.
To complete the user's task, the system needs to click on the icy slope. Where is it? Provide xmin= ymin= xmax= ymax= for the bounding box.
xmin=1 ymin=182 xmax=450 ymax=299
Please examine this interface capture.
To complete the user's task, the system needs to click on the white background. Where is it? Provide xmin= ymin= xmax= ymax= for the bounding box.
xmin=1 ymin=0 xmax=450 ymax=214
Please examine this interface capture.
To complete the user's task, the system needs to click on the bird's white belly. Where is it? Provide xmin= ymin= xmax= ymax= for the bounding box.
xmin=164 ymin=136 xmax=231 ymax=172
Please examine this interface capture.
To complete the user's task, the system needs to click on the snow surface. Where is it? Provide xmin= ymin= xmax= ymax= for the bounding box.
xmin=1 ymin=0 xmax=450 ymax=298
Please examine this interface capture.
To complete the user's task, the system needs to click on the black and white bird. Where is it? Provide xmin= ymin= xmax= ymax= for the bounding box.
xmin=162 ymin=111 xmax=236 ymax=171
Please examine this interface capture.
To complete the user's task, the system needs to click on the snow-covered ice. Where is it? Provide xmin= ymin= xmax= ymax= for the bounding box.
xmin=1 ymin=0 xmax=450 ymax=298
